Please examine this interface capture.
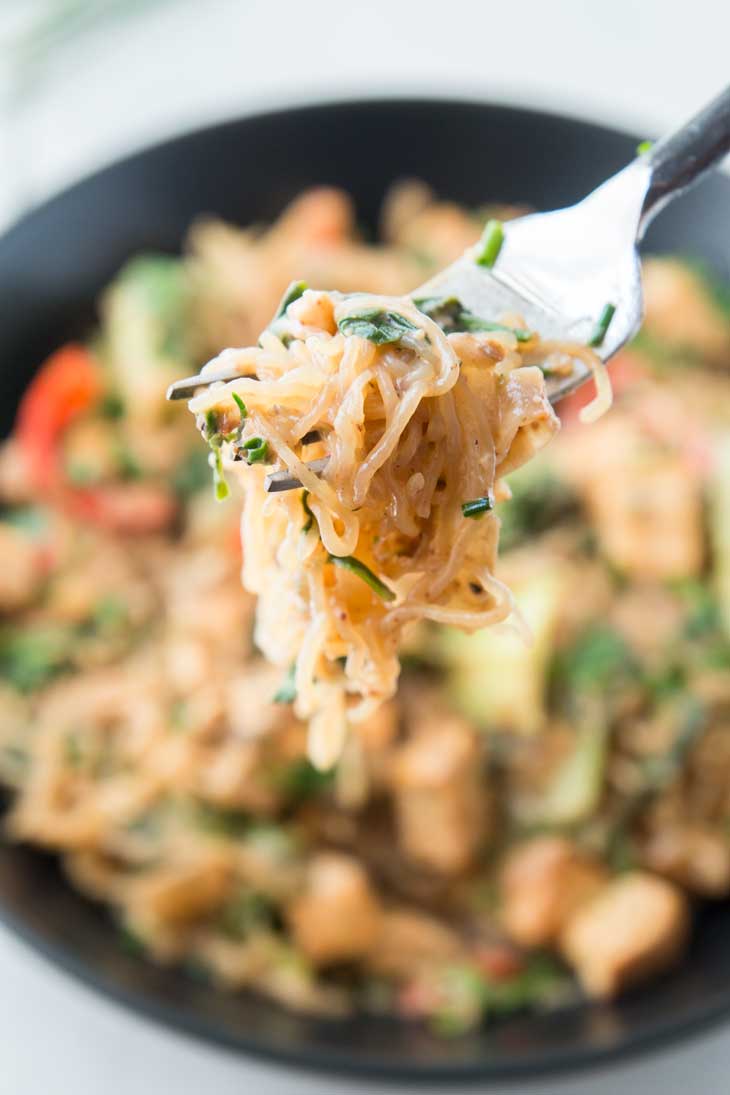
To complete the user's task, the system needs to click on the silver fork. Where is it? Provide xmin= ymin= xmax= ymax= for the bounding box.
xmin=168 ymin=85 xmax=730 ymax=491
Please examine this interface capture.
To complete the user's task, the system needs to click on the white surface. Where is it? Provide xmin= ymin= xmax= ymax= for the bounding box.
xmin=1 ymin=0 xmax=730 ymax=1091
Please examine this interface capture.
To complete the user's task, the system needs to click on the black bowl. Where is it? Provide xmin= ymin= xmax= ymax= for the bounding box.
xmin=1 ymin=98 xmax=730 ymax=1083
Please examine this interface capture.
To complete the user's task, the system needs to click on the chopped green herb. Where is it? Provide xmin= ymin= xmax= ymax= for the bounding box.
xmin=218 ymin=890 xmax=276 ymax=939
xmin=113 ymin=437 xmax=142 ymax=481
xmin=193 ymin=802 xmax=250 ymax=838
xmin=93 ymin=595 xmax=127 ymax=632
xmin=0 ymin=625 xmax=71 ymax=692
xmin=276 ymin=758 xmax=336 ymax=800
xmin=273 ymin=279 xmax=308 ymax=321
xmin=273 ymin=664 xmax=297 ymax=704
xmin=204 ymin=409 xmax=220 ymax=440
xmin=100 ymin=392 xmax=125 ymax=419
xmin=231 ymin=392 xmax=247 ymax=420
xmin=414 ymin=295 xmax=532 ymax=341
xmin=588 ymin=302 xmax=616 ymax=348
xmin=499 ymin=463 xmax=577 ymax=551
xmin=328 ymin=554 xmax=395 ymax=601
xmin=118 ymin=925 xmax=147 ymax=957
xmin=430 ymin=953 xmax=569 ymax=1037
xmin=475 ymin=219 xmax=504 ymax=268
xmin=301 ymin=490 xmax=316 ymax=533
xmin=461 ymin=496 xmax=494 ymax=519
xmin=430 ymin=965 xmax=487 ymax=1036
xmin=212 ymin=448 xmax=229 ymax=500
xmin=203 ymin=409 xmax=232 ymax=499
xmin=241 ymin=437 xmax=269 ymax=464
xmin=636 ymin=139 xmax=654 ymax=156
xmin=553 ymin=625 xmax=637 ymax=698
xmin=460 ymin=315 xmax=531 ymax=341
xmin=338 ymin=310 xmax=419 ymax=346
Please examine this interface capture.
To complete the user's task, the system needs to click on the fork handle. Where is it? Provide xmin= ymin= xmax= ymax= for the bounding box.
xmin=639 ymin=84 xmax=730 ymax=233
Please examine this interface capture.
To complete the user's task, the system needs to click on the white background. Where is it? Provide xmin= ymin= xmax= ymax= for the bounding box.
xmin=1 ymin=1 xmax=729 ymax=1091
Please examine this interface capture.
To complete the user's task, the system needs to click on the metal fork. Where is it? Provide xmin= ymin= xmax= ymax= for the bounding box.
xmin=168 ymin=85 xmax=730 ymax=491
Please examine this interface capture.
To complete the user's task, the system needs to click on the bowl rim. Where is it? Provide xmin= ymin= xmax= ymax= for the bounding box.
xmin=1 ymin=93 xmax=730 ymax=1083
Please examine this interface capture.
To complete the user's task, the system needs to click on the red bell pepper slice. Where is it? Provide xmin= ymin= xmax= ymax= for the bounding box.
xmin=15 ymin=343 xmax=102 ymax=492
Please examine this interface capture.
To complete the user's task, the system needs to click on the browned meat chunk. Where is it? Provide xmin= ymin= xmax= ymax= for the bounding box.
xmin=390 ymin=717 xmax=486 ymax=874
xmin=368 ymin=907 xmax=465 ymax=978
xmin=499 ymin=835 xmax=608 ymax=947
xmin=641 ymin=824 xmax=730 ymax=898
xmin=560 ymin=871 xmax=689 ymax=997
xmin=287 ymin=853 xmax=382 ymax=965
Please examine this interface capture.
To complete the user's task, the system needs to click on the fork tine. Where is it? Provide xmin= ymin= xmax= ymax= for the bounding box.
xmin=264 ymin=458 xmax=328 ymax=493
xmin=166 ymin=366 xmax=256 ymax=401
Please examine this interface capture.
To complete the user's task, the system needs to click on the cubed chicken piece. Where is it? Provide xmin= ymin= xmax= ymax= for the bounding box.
xmin=642 ymin=257 xmax=730 ymax=364
xmin=368 ymin=907 xmax=465 ymax=978
xmin=500 ymin=836 xmax=608 ymax=948
xmin=0 ymin=523 xmax=42 ymax=612
xmin=584 ymin=454 xmax=703 ymax=580
xmin=641 ymin=823 xmax=730 ymax=898
xmin=287 ymin=853 xmax=382 ymax=965
xmin=560 ymin=871 xmax=689 ymax=998
xmin=389 ymin=718 xmax=486 ymax=874
xmin=131 ymin=853 xmax=233 ymax=927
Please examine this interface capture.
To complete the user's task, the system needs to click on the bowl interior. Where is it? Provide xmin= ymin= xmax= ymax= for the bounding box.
xmin=1 ymin=98 xmax=730 ymax=1080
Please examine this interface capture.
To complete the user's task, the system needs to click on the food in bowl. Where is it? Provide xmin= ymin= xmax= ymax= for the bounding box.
xmin=1 ymin=183 xmax=729 ymax=1035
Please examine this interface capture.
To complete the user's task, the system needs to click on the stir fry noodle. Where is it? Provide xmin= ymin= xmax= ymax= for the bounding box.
xmin=190 ymin=289 xmax=565 ymax=765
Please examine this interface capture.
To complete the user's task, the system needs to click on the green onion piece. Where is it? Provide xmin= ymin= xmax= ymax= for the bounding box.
xmin=337 ymin=310 xmax=419 ymax=346
xmin=588 ymin=302 xmax=617 ymax=348
xmin=114 ymin=437 xmax=142 ymax=481
xmin=118 ymin=926 xmax=147 ymax=957
xmin=413 ymin=295 xmax=532 ymax=342
xmin=204 ymin=409 xmax=219 ymax=440
xmin=460 ymin=316 xmax=533 ymax=342
xmin=241 ymin=437 xmax=269 ymax=464
xmin=461 ymin=495 xmax=494 ymax=519
xmin=636 ymin=139 xmax=654 ymax=156
xmin=273 ymin=664 xmax=297 ymax=704
xmin=273 ymin=279 xmax=308 ymax=320
xmin=231 ymin=392 xmax=247 ymax=420
xmin=100 ymin=392 xmax=125 ymax=419
xmin=213 ymin=448 xmax=229 ymax=500
xmin=475 ymin=219 xmax=504 ymax=268
xmin=302 ymin=490 xmax=316 ymax=533
xmin=328 ymin=554 xmax=395 ymax=601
